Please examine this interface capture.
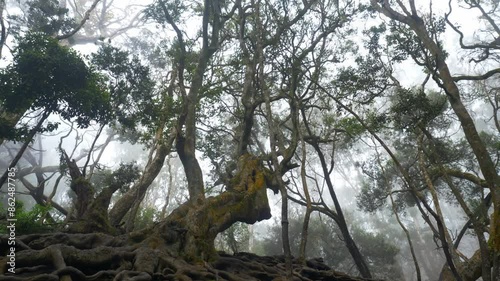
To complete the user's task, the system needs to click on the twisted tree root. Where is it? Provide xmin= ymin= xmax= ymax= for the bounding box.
xmin=1 ymin=232 xmax=381 ymax=281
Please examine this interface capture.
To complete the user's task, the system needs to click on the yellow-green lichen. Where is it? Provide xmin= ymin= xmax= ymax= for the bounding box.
xmin=230 ymin=154 xmax=267 ymax=193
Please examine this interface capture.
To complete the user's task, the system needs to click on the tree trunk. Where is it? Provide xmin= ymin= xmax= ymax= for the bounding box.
xmin=109 ymin=141 xmax=171 ymax=227
xmin=62 ymin=151 xmax=117 ymax=234
xmin=310 ymin=141 xmax=372 ymax=278
xmin=153 ymin=154 xmax=272 ymax=261
xmin=299 ymin=137 xmax=313 ymax=263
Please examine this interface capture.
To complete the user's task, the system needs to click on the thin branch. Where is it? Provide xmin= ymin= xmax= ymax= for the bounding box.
xmin=453 ymin=69 xmax=500 ymax=82
xmin=57 ymin=0 xmax=102 ymax=40
xmin=82 ymin=124 xmax=105 ymax=177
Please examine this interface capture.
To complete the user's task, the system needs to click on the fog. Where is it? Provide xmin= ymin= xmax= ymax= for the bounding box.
xmin=1 ymin=0 xmax=498 ymax=280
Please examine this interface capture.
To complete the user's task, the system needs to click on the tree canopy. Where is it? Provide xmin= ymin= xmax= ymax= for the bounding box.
xmin=0 ymin=0 xmax=499 ymax=280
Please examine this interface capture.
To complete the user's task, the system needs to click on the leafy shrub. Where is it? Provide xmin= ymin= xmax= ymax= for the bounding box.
xmin=0 ymin=201 xmax=56 ymax=235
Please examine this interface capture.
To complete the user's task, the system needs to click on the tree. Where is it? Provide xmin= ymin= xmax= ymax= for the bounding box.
xmin=7 ymin=0 xmax=498 ymax=280
xmin=257 ymin=213 xmax=404 ymax=280
xmin=368 ymin=1 xmax=500 ymax=280
xmin=0 ymin=32 xmax=111 ymax=141
xmin=2 ymin=0 xmax=300 ymax=278
xmin=0 ymin=32 xmax=111 ymax=189
xmin=5 ymin=0 xmax=141 ymax=46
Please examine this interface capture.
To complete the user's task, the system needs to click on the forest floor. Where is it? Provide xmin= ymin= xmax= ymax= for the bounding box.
xmin=0 ymin=232 xmax=382 ymax=281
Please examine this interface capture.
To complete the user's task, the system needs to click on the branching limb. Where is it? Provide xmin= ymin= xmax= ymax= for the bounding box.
xmin=57 ymin=0 xmax=102 ymax=40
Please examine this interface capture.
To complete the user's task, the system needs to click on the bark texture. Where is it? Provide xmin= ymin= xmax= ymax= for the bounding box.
xmin=0 ymin=231 xmax=380 ymax=281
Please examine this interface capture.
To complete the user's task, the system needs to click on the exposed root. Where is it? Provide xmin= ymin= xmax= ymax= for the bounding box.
xmin=1 ymin=232 xmax=382 ymax=281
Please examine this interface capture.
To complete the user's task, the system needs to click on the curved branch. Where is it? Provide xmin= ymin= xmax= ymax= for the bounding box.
xmin=434 ymin=169 xmax=489 ymax=188
xmin=445 ymin=12 xmax=499 ymax=51
xmin=453 ymin=69 xmax=500 ymax=82
xmin=158 ymin=0 xmax=186 ymax=94
xmin=56 ymin=0 xmax=102 ymax=40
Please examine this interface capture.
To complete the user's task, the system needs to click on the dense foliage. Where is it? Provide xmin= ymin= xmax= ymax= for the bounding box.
xmin=0 ymin=32 xmax=110 ymax=140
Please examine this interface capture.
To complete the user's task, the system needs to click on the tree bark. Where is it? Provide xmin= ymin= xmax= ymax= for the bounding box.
xmin=154 ymin=154 xmax=272 ymax=261
xmin=109 ymin=141 xmax=172 ymax=227
xmin=298 ymin=138 xmax=313 ymax=263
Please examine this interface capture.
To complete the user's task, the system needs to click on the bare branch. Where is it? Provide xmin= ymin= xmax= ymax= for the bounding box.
xmin=453 ymin=69 xmax=500 ymax=82
xmin=57 ymin=0 xmax=102 ymax=40
xmin=82 ymin=124 xmax=105 ymax=177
